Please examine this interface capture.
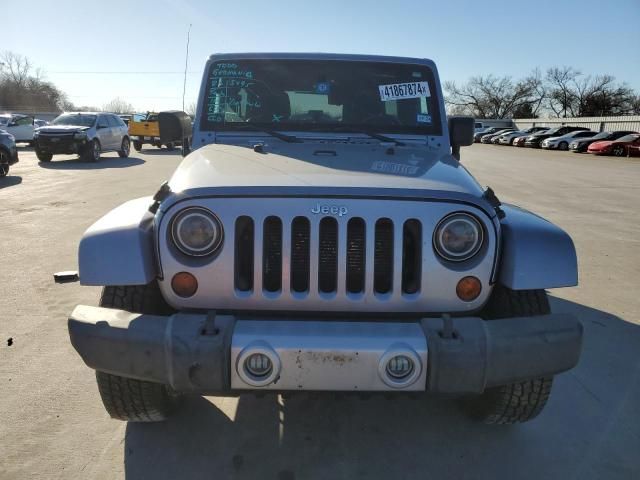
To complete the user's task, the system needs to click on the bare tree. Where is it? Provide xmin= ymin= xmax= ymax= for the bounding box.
xmin=545 ymin=66 xmax=580 ymax=117
xmin=102 ymin=97 xmax=134 ymax=114
xmin=444 ymin=71 xmax=546 ymax=119
xmin=0 ymin=51 xmax=32 ymax=88
xmin=185 ymin=101 xmax=197 ymax=117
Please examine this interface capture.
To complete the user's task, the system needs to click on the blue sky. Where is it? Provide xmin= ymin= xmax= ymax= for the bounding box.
xmin=4 ymin=0 xmax=640 ymax=111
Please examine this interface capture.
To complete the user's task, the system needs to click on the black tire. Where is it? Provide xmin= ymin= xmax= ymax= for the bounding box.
xmin=36 ymin=149 xmax=52 ymax=162
xmin=118 ymin=137 xmax=130 ymax=158
xmin=96 ymin=283 xmax=178 ymax=422
xmin=83 ymin=139 xmax=101 ymax=162
xmin=463 ymin=285 xmax=553 ymax=424
xmin=612 ymin=145 xmax=625 ymax=157
xmin=0 ymin=149 xmax=9 ymax=177
xmin=558 ymin=141 xmax=568 ymax=151
xmin=165 ymin=142 xmax=175 ymax=151
xmin=133 ymin=140 xmax=143 ymax=152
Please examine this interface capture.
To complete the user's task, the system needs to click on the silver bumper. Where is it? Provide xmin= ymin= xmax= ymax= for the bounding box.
xmin=68 ymin=305 xmax=582 ymax=395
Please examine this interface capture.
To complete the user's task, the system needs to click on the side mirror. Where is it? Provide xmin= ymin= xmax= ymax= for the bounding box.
xmin=158 ymin=110 xmax=193 ymax=157
xmin=448 ymin=116 xmax=475 ymax=160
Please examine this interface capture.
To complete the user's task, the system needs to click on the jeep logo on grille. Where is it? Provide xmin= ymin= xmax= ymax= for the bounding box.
xmin=311 ymin=203 xmax=348 ymax=217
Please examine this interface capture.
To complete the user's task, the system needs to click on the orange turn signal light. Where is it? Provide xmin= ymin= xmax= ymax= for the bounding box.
xmin=172 ymin=272 xmax=198 ymax=298
xmin=456 ymin=276 xmax=482 ymax=302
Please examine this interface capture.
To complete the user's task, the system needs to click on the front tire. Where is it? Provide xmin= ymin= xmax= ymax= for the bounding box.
xmin=96 ymin=283 xmax=179 ymax=422
xmin=118 ymin=137 xmax=130 ymax=158
xmin=463 ymin=286 xmax=554 ymax=424
xmin=558 ymin=141 xmax=568 ymax=151
xmin=36 ymin=149 xmax=52 ymax=162
xmin=83 ymin=139 xmax=101 ymax=162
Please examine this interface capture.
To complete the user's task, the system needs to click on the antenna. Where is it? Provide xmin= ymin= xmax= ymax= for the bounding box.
xmin=182 ymin=24 xmax=192 ymax=112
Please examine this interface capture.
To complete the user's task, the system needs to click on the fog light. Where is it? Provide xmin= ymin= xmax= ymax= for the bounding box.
xmin=171 ymin=272 xmax=198 ymax=297
xmin=456 ymin=276 xmax=482 ymax=301
xmin=386 ymin=355 xmax=414 ymax=379
xmin=245 ymin=353 xmax=273 ymax=378
xmin=378 ymin=346 xmax=422 ymax=389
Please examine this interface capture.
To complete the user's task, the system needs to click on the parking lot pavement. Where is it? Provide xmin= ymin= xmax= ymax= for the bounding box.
xmin=1 ymin=145 xmax=639 ymax=480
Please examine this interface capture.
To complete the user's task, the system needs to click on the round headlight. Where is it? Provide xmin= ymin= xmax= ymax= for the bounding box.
xmin=171 ymin=207 xmax=223 ymax=257
xmin=434 ymin=213 xmax=483 ymax=262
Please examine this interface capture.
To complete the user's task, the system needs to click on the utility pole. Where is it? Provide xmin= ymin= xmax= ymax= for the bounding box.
xmin=182 ymin=24 xmax=192 ymax=112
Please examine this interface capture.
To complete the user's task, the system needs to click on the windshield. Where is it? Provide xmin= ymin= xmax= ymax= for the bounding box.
xmin=201 ymin=59 xmax=442 ymax=135
xmin=52 ymin=114 xmax=96 ymax=127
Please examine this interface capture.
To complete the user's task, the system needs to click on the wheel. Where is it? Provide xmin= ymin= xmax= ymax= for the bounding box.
xmin=36 ymin=149 xmax=52 ymax=162
xmin=118 ymin=137 xmax=130 ymax=158
xmin=133 ymin=140 xmax=143 ymax=152
xmin=165 ymin=142 xmax=175 ymax=151
xmin=82 ymin=139 xmax=101 ymax=162
xmin=559 ymin=141 xmax=568 ymax=151
xmin=96 ymin=283 xmax=179 ymax=422
xmin=0 ymin=150 xmax=8 ymax=177
xmin=463 ymin=286 xmax=554 ymax=424
xmin=612 ymin=145 xmax=625 ymax=157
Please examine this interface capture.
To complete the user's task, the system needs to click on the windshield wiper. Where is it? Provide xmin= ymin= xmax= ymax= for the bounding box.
xmin=225 ymin=124 xmax=300 ymax=143
xmin=306 ymin=125 xmax=405 ymax=146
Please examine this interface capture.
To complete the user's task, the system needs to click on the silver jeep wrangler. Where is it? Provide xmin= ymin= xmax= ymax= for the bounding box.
xmin=68 ymin=53 xmax=582 ymax=424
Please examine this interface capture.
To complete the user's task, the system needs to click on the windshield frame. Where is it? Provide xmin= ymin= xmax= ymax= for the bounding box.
xmin=199 ymin=58 xmax=443 ymax=137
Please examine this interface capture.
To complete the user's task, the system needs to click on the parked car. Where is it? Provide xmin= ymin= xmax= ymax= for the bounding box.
xmin=569 ymin=130 xmax=637 ymax=153
xmin=498 ymin=127 xmax=548 ymax=145
xmin=524 ymin=126 xmax=589 ymax=148
xmin=587 ymin=133 xmax=640 ymax=157
xmin=513 ymin=135 xmax=528 ymax=147
xmin=0 ymin=114 xmax=36 ymax=143
xmin=33 ymin=112 xmax=130 ymax=162
xmin=473 ymin=127 xmax=509 ymax=143
xmin=128 ymin=112 xmax=178 ymax=151
xmin=481 ymin=128 xmax=514 ymax=144
xmin=66 ymin=52 xmax=582 ymax=426
xmin=541 ymin=130 xmax=598 ymax=150
xmin=0 ymin=130 xmax=19 ymax=177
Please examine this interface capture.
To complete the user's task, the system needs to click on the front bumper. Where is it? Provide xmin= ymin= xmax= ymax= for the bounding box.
xmin=35 ymin=138 xmax=88 ymax=155
xmin=68 ymin=306 xmax=583 ymax=395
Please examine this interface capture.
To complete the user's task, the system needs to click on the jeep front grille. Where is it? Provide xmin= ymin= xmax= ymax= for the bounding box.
xmin=234 ymin=215 xmax=422 ymax=296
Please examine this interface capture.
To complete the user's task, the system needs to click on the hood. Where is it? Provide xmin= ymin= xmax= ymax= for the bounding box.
xmin=588 ymin=140 xmax=613 ymax=150
xmin=36 ymin=125 xmax=90 ymax=134
xmin=168 ymin=143 xmax=485 ymax=198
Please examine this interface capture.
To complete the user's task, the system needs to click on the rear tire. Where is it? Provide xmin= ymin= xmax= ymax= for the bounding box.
xmin=612 ymin=145 xmax=625 ymax=157
xmin=96 ymin=283 xmax=178 ymax=422
xmin=165 ymin=142 xmax=175 ymax=151
xmin=36 ymin=149 xmax=52 ymax=162
xmin=463 ymin=285 xmax=554 ymax=424
xmin=559 ymin=141 xmax=568 ymax=151
xmin=133 ymin=140 xmax=143 ymax=152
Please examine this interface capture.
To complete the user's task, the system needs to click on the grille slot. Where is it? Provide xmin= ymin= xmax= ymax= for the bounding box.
xmin=290 ymin=216 xmax=310 ymax=293
xmin=402 ymin=219 xmax=422 ymax=294
xmin=234 ymin=216 xmax=254 ymax=291
xmin=374 ymin=218 xmax=394 ymax=294
xmin=262 ymin=216 xmax=282 ymax=292
xmin=346 ymin=218 xmax=366 ymax=293
xmin=318 ymin=217 xmax=338 ymax=293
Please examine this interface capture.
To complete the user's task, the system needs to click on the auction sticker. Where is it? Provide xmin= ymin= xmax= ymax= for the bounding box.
xmin=378 ymin=81 xmax=430 ymax=101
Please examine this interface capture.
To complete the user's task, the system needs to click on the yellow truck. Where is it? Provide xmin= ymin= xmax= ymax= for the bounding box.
xmin=128 ymin=112 xmax=177 ymax=151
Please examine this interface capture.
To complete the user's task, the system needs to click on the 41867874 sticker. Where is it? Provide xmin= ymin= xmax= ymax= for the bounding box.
xmin=378 ymin=81 xmax=430 ymax=101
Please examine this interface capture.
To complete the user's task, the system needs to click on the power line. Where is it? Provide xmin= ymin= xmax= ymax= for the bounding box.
xmin=48 ymin=71 xmax=201 ymax=75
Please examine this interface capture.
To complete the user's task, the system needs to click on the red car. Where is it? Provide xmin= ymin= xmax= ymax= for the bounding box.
xmin=587 ymin=133 xmax=640 ymax=156
xmin=513 ymin=136 xmax=527 ymax=147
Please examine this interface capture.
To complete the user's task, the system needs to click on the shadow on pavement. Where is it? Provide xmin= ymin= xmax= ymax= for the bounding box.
xmin=0 ymin=175 xmax=22 ymax=189
xmin=38 ymin=156 xmax=145 ymax=170
xmin=135 ymin=148 xmax=180 ymax=156
xmin=123 ymin=297 xmax=640 ymax=480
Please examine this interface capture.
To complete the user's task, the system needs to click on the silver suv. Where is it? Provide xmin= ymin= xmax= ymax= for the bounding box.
xmin=34 ymin=112 xmax=130 ymax=162
xmin=67 ymin=53 xmax=582 ymax=425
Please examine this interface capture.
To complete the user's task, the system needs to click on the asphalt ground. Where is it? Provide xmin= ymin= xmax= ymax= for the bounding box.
xmin=1 ymin=143 xmax=639 ymax=479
